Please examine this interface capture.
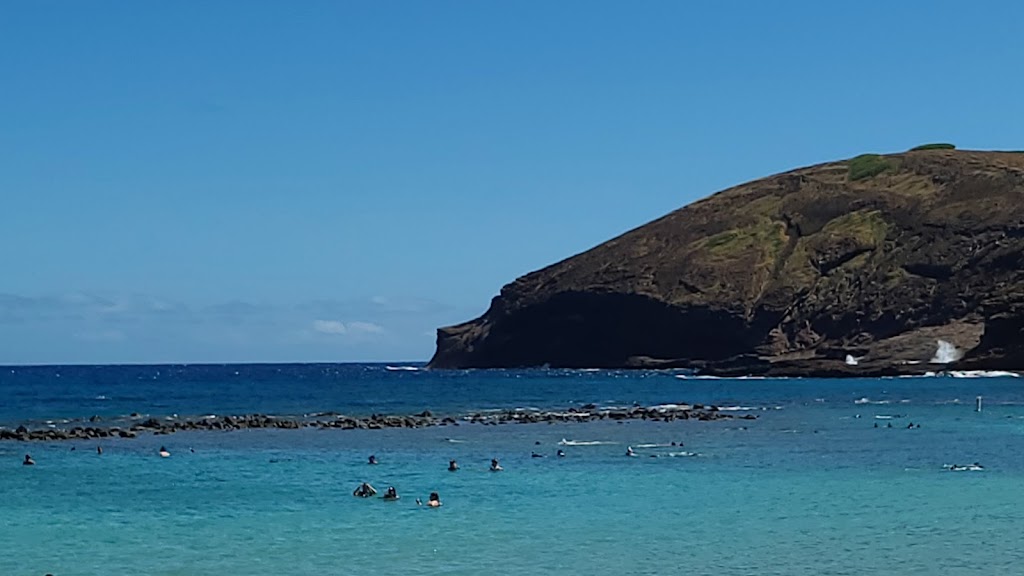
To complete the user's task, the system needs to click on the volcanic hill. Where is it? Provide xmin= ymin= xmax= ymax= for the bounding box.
xmin=430 ymin=147 xmax=1024 ymax=376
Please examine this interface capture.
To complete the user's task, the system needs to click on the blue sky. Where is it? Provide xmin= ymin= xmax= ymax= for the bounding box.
xmin=2 ymin=1 xmax=1022 ymax=364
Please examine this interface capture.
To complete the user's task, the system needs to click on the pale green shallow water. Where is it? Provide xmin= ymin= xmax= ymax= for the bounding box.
xmin=4 ymin=403 xmax=1024 ymax=576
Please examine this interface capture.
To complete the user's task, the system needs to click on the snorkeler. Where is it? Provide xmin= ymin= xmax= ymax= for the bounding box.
xmin=158 ymin=446 xmax=171 ymax=458
xmin=23 ymin=454 xmax=35 ymax=466
xmin=368 ymin=454 xmax=378 ymax=465
xmin=448 ymin=459 xmax=459 ymax=472
xmin=353 ymin=482 xmax=377 ymax=498
xmin=383 ymin=486 xmax=400 ymax=500
xmin=490 ymin=458 xmax=503 ymax=472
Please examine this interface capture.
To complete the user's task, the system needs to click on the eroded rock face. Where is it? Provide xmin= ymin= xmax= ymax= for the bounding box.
xmin=430 ymin=150 xmax=1024 ymax=374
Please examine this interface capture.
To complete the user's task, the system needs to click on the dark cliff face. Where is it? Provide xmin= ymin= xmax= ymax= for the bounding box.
xmin=430 ymin=150 xmax=1024 ymax=374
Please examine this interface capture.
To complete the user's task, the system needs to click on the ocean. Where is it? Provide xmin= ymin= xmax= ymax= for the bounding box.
xmin=2 ymin=364 xmax=1023 ymax=575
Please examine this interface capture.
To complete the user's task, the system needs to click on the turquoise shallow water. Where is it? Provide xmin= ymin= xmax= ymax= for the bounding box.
xmin=3 ymin=366 xmax=1024 ymax=575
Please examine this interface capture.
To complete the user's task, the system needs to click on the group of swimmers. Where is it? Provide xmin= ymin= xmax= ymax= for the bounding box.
xmin=873 ymin=422 xmax=922 ymax=429
xmin=353 ymin=454 xmax=516 ymax=508
xmin=353 ymin=482 xmax=442 ymax=507
xmin=21 ymin=444 xmax=193 ymax=466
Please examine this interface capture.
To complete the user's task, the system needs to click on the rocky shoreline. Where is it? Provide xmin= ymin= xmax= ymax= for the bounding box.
xmin=0 ymin=403 xmax=754 ymax=442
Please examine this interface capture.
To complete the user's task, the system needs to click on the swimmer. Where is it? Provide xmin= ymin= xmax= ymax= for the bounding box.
xmin=448 ymin=459 xmax=459 ymax=472
xmin=353 ymin=482 xmax=377 ymax=498
xmin=159 ymin=446 xmax=171 ymax=458
xmin=382 ymin=486 xmax=400 ymax=501
xmin=368 ymin=454 xmax=378 ymax=465
xmin=23 ymin=454 xmax=35 ymax=466
xmin=556 ymin=449 xmax=566 ymax=458
xmin=490 ymin=458 xmax=503 ymax=472
xmin=531 ymin=452 xmax=544 ymax=458
xmin=97 ymin=446 xmax=103 ymax=455
xmin=626 ymin=446 xmax=635 ymax=457
xmin=427 ymin=491 xmax=442 ymax=507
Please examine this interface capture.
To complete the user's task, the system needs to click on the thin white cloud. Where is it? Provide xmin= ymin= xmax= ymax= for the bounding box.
xmin=348 ymin=321 xmax=384 ymax=335
xmin=312 ymin=320 xmax=347 ymax=335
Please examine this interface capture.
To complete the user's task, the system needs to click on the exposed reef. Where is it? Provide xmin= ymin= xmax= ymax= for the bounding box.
xmin=0 ymin=403 xmax=752 ymax=441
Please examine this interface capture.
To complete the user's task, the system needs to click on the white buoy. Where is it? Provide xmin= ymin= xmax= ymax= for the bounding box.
xmin=976 ymin=396 xmax=983 ymax=412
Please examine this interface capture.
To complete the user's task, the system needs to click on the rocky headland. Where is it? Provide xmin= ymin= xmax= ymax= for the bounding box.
xmin=430 ymin=147 xmax=1024 ymax=376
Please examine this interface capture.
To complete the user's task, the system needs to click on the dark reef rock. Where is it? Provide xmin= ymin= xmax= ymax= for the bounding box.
xmin=0 ymin=404 xmax=744 ymax=442
xmin=429 ymin=150 xmax=1024 ymax=375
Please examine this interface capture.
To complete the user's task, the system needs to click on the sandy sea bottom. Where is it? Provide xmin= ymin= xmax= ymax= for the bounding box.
xmin=4 ymin=400 xmax=1024 ymax=576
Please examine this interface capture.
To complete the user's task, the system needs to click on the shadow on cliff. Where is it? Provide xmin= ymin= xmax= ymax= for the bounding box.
xmin=429 ymin=291 xmax=779 ymax=369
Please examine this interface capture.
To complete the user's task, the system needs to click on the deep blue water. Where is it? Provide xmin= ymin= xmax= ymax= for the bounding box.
xmin=3 ymin=364 xmax=1024 ymax=575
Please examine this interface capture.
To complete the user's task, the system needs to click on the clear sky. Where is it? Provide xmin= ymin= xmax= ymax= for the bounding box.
xmin=2 ymin=1 xmax=1022 ymax=364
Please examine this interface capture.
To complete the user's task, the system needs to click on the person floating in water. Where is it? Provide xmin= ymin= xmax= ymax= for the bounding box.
xmin=949 ymin=463 xmax=984 ymax=472
xmin=448 ymin=459 xmax=459 ymax=472
xmin=531 ymin=452 xmax=544 ymax=458
xmin=382 ymin=486 xmax=400 ymax=500
xmin=23 ymin=454 xmax=35 ymax=466
xmin=158 ymin=447 xmax=170 ymax=458
xmin=426 ymin=492 xmax=441 ymax=507
xmin=368 ymin=454 xmax=378 ymax=465
xmin=626 ymin=446 xmax=635 ymax=457
xmin=490 ymin=458 xmax=503 ymax=472
xmin=556 ymin=449 xmax=566 ymax=458
xmin=353 ymin=482 xmax=377 ymax=498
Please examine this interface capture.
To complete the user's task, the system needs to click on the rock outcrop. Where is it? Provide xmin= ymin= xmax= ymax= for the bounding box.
xmin=0 ymin=404 xmax=747 ymax=441
xmin=430 ymin=149 xmax=1024 ymax=376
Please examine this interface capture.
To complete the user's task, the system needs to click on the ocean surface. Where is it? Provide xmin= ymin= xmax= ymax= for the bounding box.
xmin=2 ymin=364 xmax=1024 ymax=575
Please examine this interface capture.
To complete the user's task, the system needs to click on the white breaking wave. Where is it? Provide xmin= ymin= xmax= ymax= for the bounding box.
xmin=946 ymin=464 xmax=984 ymax=472
xmin=855 ymin=398 xmax=891 ymax=405
xmin=634 ymin=443 xmax=673 ymax=448
xmin=931 ymin=340 xmax=963 ymax=364
xmin=649 ymin=403 xmax=691 ymax=411
xmin=949 ymin=370 xmax=1020 ymax=378
xmin=558 ymin=439 xmax=617 ymax=446
xmin=385 ymin=365 xmax=420 ymax=372
xmin=444 ymin=438 xmax=467 ymax=443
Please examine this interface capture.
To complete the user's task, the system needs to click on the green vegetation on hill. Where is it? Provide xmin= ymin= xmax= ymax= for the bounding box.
xmin=848 ymin=154 xmax=894 ymax=181
xmin=910 ymin=143 xmax=956 ymax=151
